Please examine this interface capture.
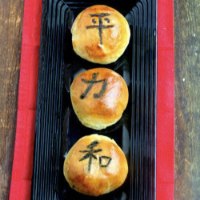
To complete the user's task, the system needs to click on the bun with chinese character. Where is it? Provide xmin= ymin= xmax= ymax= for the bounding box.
xmin=63 ymin=134 xmax=128 ymax=196
xmin=70 ymin=68 xmax=129 ymax=130
xmin=71 ymin=5 xmax=130 ymax=64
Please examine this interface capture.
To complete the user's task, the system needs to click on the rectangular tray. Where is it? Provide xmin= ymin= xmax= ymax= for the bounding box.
xmin=32 ymin=0 xmax=157 ymax=199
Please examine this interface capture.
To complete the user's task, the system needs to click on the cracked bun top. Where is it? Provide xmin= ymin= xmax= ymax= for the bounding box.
xmin=71 ymin=5 xmax=131 ymax=64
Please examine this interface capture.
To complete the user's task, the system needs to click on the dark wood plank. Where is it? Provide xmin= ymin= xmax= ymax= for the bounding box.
xmin=175 ymin=0 xmax=200 ymax=199
xmin=0 ymin=0 xmax=23 ymax=199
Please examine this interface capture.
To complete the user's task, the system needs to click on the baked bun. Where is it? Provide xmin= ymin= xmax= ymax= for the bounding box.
xmin=71 ymin=5 xmax=131 ymax=64
xmin=63 ymin=134 xmax=128 ymax=196
xmin=70 ymin=68 xmax=129 ymax=130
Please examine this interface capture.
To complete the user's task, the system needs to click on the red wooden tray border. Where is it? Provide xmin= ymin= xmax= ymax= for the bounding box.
xmin=9 ymin=0 xmax=174 ymax=199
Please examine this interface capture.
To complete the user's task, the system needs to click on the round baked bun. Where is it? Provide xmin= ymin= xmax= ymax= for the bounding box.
xmin=63 ymin=134 xmax=128 ymax=196
xmin=71 ymin=5 xmax=131 ymax=64
xmin=70 ymin=68 xmax=129 ymax=130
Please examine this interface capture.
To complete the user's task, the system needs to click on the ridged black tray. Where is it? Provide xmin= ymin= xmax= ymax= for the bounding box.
xmin=32 ymin=0 xmax=157 ymax=199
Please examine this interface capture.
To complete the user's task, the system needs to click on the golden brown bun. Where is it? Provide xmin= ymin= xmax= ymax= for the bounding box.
xmin=70 ymin=68 xmax=129 ymax=130
xmin=63 ymin=134 xmax=128 ymax=196
xmin=71 ymin=5 xmax=131 ymax=64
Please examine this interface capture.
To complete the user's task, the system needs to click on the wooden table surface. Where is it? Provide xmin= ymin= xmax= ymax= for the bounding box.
xmin=0 ymin=0 xmax=200 ymax=199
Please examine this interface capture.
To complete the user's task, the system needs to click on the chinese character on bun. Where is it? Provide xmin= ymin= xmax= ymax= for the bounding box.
xmin=70 ymin=68 xmax=129 ymax=130
xmin=63 ymin=134 xmax=128 ymax=196
xmin=71 ymin=5 xmax=131 ymax=64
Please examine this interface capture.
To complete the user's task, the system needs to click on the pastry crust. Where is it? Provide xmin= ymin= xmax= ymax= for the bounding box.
xmin=71 ymin=5 xmax=131 ymax=64
xmin=63 ymin=134 xmax=128 ymax=196
xmin=70 ymin=68 xmax=129 ymax=130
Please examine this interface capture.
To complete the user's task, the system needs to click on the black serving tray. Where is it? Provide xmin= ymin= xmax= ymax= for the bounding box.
xmin=32 ymin=0 xmax=157 ymax=199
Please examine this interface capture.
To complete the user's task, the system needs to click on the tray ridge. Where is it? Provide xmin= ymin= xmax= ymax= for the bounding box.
xmin=32 ymin=0 xmax=157 ymax=199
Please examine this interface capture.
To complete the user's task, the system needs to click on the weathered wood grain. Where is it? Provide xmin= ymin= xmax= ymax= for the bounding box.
xmin=0 ymin=0 xmax=23 ymax=199
xmin=175 ymin=0 xmax=200 ymax=199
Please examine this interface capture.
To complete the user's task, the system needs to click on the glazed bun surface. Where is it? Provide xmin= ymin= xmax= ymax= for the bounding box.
xmin=70 ymin=68 xmax=129 ymax=130
xmin=63 ymin=134 xmax=128 ymax=196
xmin=71 ymin=5 xmax=131 ymax=64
